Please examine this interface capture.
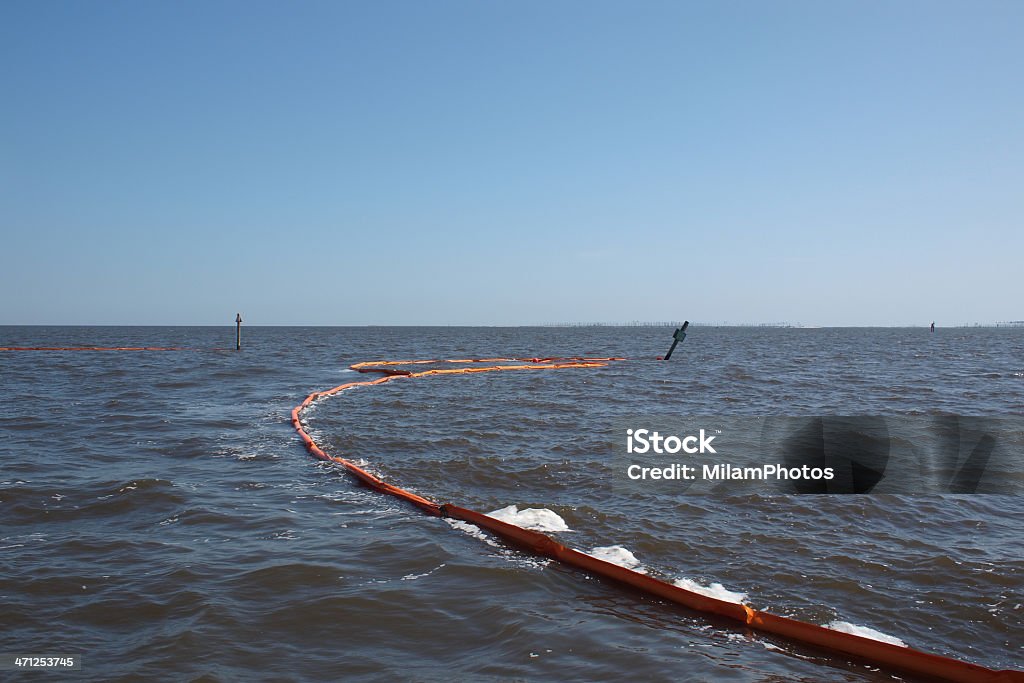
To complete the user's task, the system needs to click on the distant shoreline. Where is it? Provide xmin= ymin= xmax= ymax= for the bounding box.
xmin=2 ymin=323 xmax=1022 ymax=329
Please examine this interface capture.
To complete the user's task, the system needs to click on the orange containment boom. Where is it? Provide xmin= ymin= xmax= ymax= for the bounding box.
xmin=302 ymin=356 xmax=1017 ymax=682
xmin=0 ymin=346 xmax=186 ymax=351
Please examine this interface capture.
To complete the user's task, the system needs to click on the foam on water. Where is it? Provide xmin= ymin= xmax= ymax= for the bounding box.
xmin=586 ymin=545 xmax=647 ymax=574
xmin=825 ymin=621 xmax=907 ymax=647
xmin=672 ymin=577 xmax=748 ymax=604
xmin=401 ymin=563 xmax=446 ymax=581
xmin=486 ymin=505 xmax=571 ymax=533
xmin=444 ymin=519 xmax=500 ymax=547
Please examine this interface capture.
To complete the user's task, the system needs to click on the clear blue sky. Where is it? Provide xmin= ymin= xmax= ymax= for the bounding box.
xmin=2 ymin=1 xmax=1021 ymax=326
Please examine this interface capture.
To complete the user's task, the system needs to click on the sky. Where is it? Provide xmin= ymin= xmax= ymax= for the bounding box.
xmin=1 ymin=1 xmax=1021 ymax=326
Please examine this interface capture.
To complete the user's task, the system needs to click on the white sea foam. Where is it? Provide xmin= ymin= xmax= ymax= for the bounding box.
xmin=586 ymin=545 xmax=647 ymax=574
xmin=672 ymin=577 xmax=748 ymax=604
xmin=444 ymin=519 xmax=500 ymax=547
xmin=401 ymin=563 xmax=445 ymax=581
xmin=825 ymin=621 xmax=907 ymax=647
xmin=486 ymin=505 xmax=571 ymax=533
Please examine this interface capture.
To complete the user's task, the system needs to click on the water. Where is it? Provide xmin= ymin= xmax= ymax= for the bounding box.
xmin=1 ymin=326 xmax=1021 ymax=681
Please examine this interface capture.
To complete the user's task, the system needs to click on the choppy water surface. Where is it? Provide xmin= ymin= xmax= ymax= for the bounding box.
xmin=1 ymin=326 xmax=1022 ymax=681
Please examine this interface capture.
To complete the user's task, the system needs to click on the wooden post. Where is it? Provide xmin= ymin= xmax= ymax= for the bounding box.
xmin=663 ymin=321 xmax=689 ymax=360
xmin=235 ymin=313 xmax=242 ymax=350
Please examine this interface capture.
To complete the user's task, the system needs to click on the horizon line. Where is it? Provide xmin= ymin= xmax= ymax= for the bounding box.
xmin=2 ymin=322 xmax=1022 ymax=329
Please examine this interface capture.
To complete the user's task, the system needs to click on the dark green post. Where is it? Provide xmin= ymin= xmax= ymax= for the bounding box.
xmin=663 ymin=320 xmax=689 ymax=360
xmin=235 ymin=313 xmax=242 ymax=350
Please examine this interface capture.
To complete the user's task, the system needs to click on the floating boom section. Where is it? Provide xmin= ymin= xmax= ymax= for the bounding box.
xmin=293 ymin=357 xmax=1023 ymax=683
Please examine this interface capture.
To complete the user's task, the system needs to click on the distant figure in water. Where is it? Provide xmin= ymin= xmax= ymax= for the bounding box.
xmin=930 ymin=321 xmax=935 ymax=332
